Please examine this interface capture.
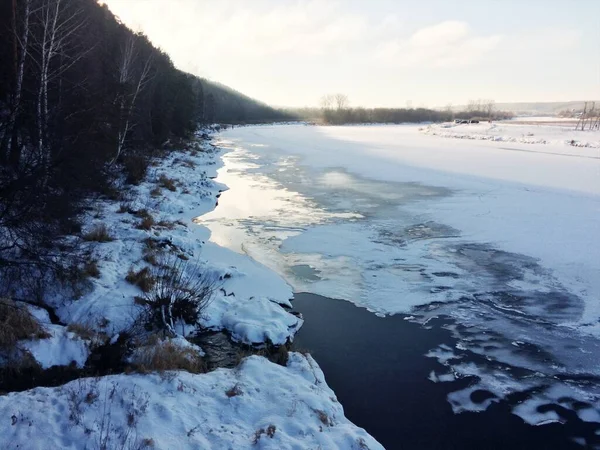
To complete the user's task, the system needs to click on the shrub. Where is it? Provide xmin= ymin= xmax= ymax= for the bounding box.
xmin=83 ymin=224 xmax=114 ymax=242
xmin=136 ymin=216 xmax=155 ymax=230
xmin=158 ymin=175 xmax=177 ymax=192
xmin=126 ymin=267 xmax=156 ymax=293
xmin=150 ymin=187 xmax=162 ymax=198
xmin=84 ymin=260 xmax=101 ymax=278
xmin=123 ymin=154 xmax=150 ymax=185
xmin=142 ymin=258 xmax=218 ymax=334
xmin=0 ymin=299 xmax=50 ymax=349
xmin=130 ymin=338 xmax=206 ymax=373
xmin=135 ymin=210 xmax=155 ymax=230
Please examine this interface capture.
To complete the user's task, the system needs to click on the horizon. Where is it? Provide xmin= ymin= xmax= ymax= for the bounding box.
xmin=100 ymin=0 xmax=599 ymax=109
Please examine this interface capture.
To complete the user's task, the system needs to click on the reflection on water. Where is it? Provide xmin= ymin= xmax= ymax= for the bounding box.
xmin=196 ymin=136 xmax=600 ymax=441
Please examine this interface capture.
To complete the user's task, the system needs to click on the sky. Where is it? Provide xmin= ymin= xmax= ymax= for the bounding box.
xmin=100 ymin=0 xmax=599 ymax=108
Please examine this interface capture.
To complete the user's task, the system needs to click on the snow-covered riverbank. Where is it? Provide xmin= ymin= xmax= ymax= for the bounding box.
xmin=0 ymin=130 xmax=383 ymax=449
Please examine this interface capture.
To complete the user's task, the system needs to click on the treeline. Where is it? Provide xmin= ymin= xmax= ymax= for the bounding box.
xmin=203 ymin=80 xmax=292 ymax=124
xmin=0 ymin=0 xmax=285 ymax=293
xmin=290 ymin=107 xmax=514 ymax=125
xmin=288 ymin=95 xmax=513 ymax=125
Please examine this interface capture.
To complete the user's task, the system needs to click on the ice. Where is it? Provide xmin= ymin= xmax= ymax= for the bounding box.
xmin=200 ymin=123 xmax=600 ymax=426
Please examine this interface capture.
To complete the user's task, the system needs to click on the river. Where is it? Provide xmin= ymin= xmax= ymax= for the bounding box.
xmin=197 ymin=124 xmax=600 ymax=448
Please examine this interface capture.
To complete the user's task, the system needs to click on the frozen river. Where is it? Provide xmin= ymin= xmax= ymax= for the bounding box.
xmin=198 ymin=124 xmax=600 ymax=444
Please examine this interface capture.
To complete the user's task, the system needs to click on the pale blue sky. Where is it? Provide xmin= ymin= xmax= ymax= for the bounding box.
xmin=101 ymin=0 xmax=599 ymax=107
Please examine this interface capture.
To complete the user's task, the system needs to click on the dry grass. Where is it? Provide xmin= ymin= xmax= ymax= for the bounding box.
xmin=156 ymin=220 xmax=176 ymax=230
xmin=158 ymin=175 xmax=177 ymax=192
xmin=182 ymin=159 xmax=196 ymax=169
xmin=252 ymin=425 xmax=277 ymax=444
xmin=143 ymin=252 xmax=158 ymax=266
xmin=66 ymin=322 xmax=97 ymax=341
xmin=117 ymin=203 xmax=134 ymax=214
xmin=0 ymin=298 xmax=50 ymax=349
xmin=314 ymin=409 xmax=331 ymax=426
xmin=136 ymin=215 xmax=155 ymax=231
xmin=150 ymin=186 xmax=162 ymax=198
xmin=83 ymin=260 xmax=101 ymax=278
xmin=130 ymin=339 xmax=206 ymax=374
xmin=142 ymin=238 xmax=161 ymax=266
xmin=225 ymin=384 xmax=242 ymax=398
xmin=125 ymin=267 xmax=156 ymax=293
xmin=82 ymin=224 xmax=114 ymax=242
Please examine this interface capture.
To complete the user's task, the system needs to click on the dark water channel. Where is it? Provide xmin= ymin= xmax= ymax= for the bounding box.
xmin=292 ymin=292 xmax=596 ymax=450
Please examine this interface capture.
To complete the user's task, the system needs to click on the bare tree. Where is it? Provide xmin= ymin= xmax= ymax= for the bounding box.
xmin=484 ymin=99 xmax=495 ymax=118
xmin=320 ymin=94 xmax=334 ymax=110
xmin=110 ymin=34 xmax=154 ymax=165
xmin=30 ymin=0 xmax=87 ymax=185
xmin=333 ymin=93 xmax=349 ymax=110
xmin=3 ymin=0 xmax=31 ymax=167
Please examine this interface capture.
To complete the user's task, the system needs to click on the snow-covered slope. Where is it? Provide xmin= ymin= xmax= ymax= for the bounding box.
xmin=0 ymin=353 xmax=382 ymax=450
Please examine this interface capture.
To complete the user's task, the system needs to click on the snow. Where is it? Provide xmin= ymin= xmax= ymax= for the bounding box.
xmin=0 ymin=353 xmax=382 ymax=450
xmin=423 ymin=120 xmax=600 ymax=149
xmin=47 ymin=135 xmax=298 ymax=346
xmin=202 ymin=123 xmax=600 ymax=427
xmin=1 ymin=130 xmax=381 ymax=448
xmin=22 ymin=324 xmax=89 ymax=369
xmin=21 ymin=306 xmax=89 ymax=369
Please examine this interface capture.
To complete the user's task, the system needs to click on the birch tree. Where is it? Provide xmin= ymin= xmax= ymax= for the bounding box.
xmin=3 ymin=0 xmax=31 ymax=167
xmin=110 ymin=34 xmax=154 ymax=165
xmin=30 ymin=0 xmax=87 ymax=185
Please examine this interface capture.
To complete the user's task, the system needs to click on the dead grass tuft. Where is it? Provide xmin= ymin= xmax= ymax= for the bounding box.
xmin=182 ymin=159 xmax=196 ymax=169
xmin=136 ymin=215 xmax=155 ymax=231
xmin=156 ymin=220 xmax=176 ymax=230
xmin=150 ymin=186 xmax=162 ymax=198
xmin=225 ymin=384 xmax=242 ymax=398
xmin=252 ymin=425 xmax=277 ymax=444
xmin=83 ymin=260 xmax=101 ymax=278
xmin=130 ymin=339 xmax=206 ymax=374
xmin=82 ymin=224 xmax=114 ymax=242
xmin=66 ymin=322 xmax=97 ymax=341
xmin=126 ymin=267 xmax=156 ymax=293
xmin=158 ymin=175 xmax=177 ymax=192
xmin=0 ymin=298 xmax=50 ymax=349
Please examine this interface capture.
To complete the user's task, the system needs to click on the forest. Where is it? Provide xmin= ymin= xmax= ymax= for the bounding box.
xmin=0 ymin=0 xmax=287 ymax=295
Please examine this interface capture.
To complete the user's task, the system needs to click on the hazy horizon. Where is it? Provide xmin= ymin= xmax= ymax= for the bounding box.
xmin=100 ymin=0 xmax=599 ymax=108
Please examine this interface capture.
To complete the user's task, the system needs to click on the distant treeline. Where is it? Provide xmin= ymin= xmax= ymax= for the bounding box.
xmin=0 ymin=0 xmax=287 ymax=288
xmin=287 ymin=107 xmax=514 ymax=125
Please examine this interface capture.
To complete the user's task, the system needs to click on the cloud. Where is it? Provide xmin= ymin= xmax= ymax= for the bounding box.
xmin=375 ymin=21 xmax=502 ymax=68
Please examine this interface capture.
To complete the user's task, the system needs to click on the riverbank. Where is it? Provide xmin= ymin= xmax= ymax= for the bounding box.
xmin=0 ymin=129 xmax=383 ymax=449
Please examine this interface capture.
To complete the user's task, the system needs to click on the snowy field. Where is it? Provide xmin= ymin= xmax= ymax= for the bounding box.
xmin=200 ymin=123 xmax=600 ymax=431
xmin=1 ymin=131 xmax=382 ymax=449
xmin=423 ymin=118 xmax=600 ymax=149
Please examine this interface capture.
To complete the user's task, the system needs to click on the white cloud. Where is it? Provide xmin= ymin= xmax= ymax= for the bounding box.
xmin=375 ymin=21 xmax=502 ymax=68
xmin=100 ymin=0 xmax=597 ymax=107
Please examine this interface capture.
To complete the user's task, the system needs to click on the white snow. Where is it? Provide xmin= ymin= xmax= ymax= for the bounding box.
xmin=48 ymin=135 xmax=298 ymax=346
xmin=423 ymin=120 xmax=600 ymax=149
xmin=20 ymin=305 xmax=89 ymax=369
xmin=0 ymin=353 xmax=382 ymax=450
xmin=0 ymin=130 xmax=382 ymax=448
